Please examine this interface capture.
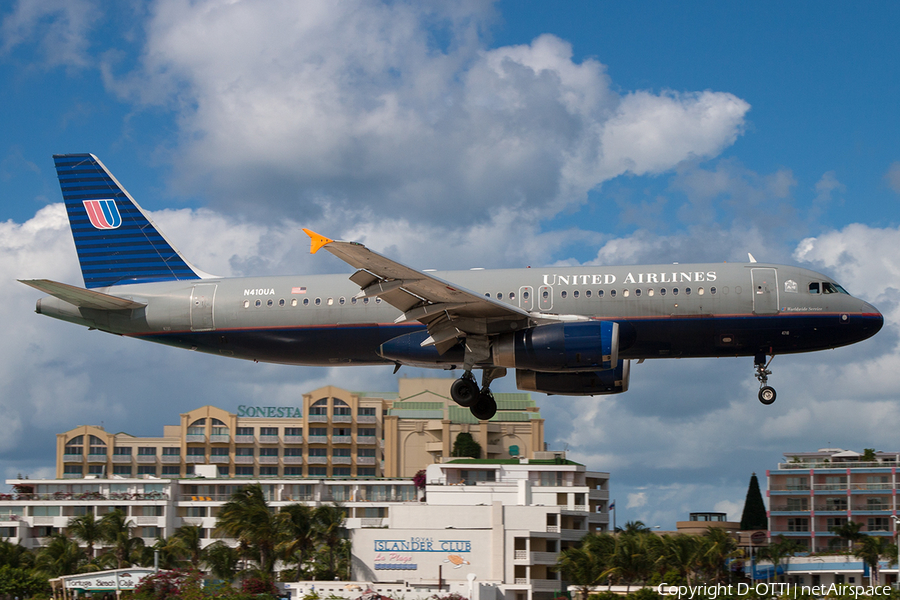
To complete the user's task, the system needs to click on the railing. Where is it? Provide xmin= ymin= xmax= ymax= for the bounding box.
xmin=259 ymin=435 xmax=279 ymax=444
xmin=332 ymin=415 xmax=352 ymax=423
xmin=210 ymin=434 xmax=230 ymax=444
xmin=357 ymin=457 xmax=376 ymax=465
xmin=357 ymin=436 xmax=378 ymax=446
xmin=515 ymin=550 xmax=527 ymax=560
xmin=284 ymin=435 xmax=303 ymax=444
xmin=234 ymin=456 xmax=253 ymax=464
xmin=185 ymin=455 xmax=206 ymax=463
xmin=332 ymin=436 xmax=352 ymax=445
xmin=136 ymin=455 xmax=157 ymax=463
xmin=112 ymin=455 xmax=132 ymax=463
xmin=136 ymin=516 xmax=162 ymax=525
xmin=209 ymin=456 xmax=229 ymax=464
xmin=769 ymin=485 xmax=811 ymax=491
xmin=283 ymin=456 xmax=303 ymax=464
xmin=186 ymin=434 xmax=205 ymax=443
xmin=332 ymin=457 xmax=352 ymax=465
xmin=234 ymin=435 xmax=254 ymax=444
xmin=258 ymin=456 xmax=279 ymax=464
xmin=770 ymin=505 xmax=811 ymax=512
xmin=779 ymin=461 xmax=897 ymax=470
xmin=853 ymin=504 xmax=891 ymax=511
xmin=308 ymin=456 xmax=328 ymax=464
xmin=308 ymin=415 xmax=328 ymax=423
xmin=308 ymin=436 xmax=328 ymax=445
xmin=87 ymin=454 xmax=107 ymax=463
xmin=161 ymin=455 xmax=181 ymax=463
xmin=546 ymin=525 xmax=559 ymax=533
xmin=357 ymin=415 xmax=377 ymax=424
xmin=361 ymin=518 xmax=385 ymax=527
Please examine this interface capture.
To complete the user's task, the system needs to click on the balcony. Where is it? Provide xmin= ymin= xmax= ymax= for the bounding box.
xmin=185 ymin=455 xmax=206 ymax=464
xmin=332 ymin=457 xmax=352 ymax=465
xmin=284 ymin=435 xmax=303 ymax=445
xmin=308 ymin=456 xmax=328 ymax=465
xmin=87 ymin=454 xmax=107 ymax=463
xmin=259 ymin=456 xmax=279 ymax=465
xmin=259 ymin=435 xmax=279 ymax=444
xmin=136 ymin=455 xmax=157 ymax=464
xmin=332 ymin=436 xmax=352 ymax=445
xmin=357 ymin=436 xmax=378 ymax=446
xmin=308 ymin=415 xmax=328 ymax=423
xmin=333 ymin=415 xmax=352 ymax=423
xmin=283 ymin=456 xmax=303 ymax=464
xmin=778 ymin=461 xmax=897 ymax=470
xmin=210 ymin=434 xmax=230 ymax=444
xmin=161 ymin=455 xmax=181 ymax=464
xmin=136 ymin=516 xmax=163 ymax=525
xmin=514 ymin=551 xmax=558 ymax=564
xmin=308 ymin=436 xmax=328 ymax=445
xmin=112 ymin=455 xmax=132 ymax=463
xmin=234 ymin=456 xmax=253 ymax=464
xmin=357 ymin=415 xmax=377 ymax=424
xmin=357 ymin=457 xmax=376 ymax=466
xmin=209 ymin=456 xmax=229 ymax=464
xmin=186 ymin=434 xmax=205 ymax=443
xmin=234 ymin=435 xmax=254 ymax=444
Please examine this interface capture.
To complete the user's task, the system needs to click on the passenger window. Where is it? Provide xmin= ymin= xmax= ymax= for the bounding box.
xmin=339 ymin=297 xmax=345 ymax=305
xmin=685 ymin=288 xmax=691 ymax=295
xmin=809 ymin=282 xmax=820 ymax=294
xmin=351 ymin=297 xmax=357 ymax=305
xmin=497 ymin=292 xmax=503 ymax=300
xmin=266 ymin=299 xmax=274 ymax=307
xmin=648 ymin=289 xmax=654 ymax=297
xmin=573 ymin=290 xmax=579 ymax=298
xmin=597 ymin=290 xmax=604 ymax=298
xmin=315 ymin=298 xmax=322 ymax=306
xmin=710 ymin=287 xmax=717 ymax=295
xmin=291 ymin=298 xmax=298 ymax=307
xmin=255 ymin=299 xmax=262 ymax=307
xmin=484 ymin=293 xmax=490 ymax=298
xmin=243 ymin=300 xmax=250 ymax=308
xmin=523 ymin=291 xmax=530 ymax=300
xmin=586 ymin=290 xmax=592 ymax=298
xmin=672 ymin=288 xmax=679 ymax=296
xmin=635 ymin=289 xmax=641 ymax=297
xmin=303 ymin=298 xmax=309 ymax=306
xmin=623 ymin=289 xmax=630 ymax=298
xmin=510 ymin=292 xmax=515 ymax=300
xmin=698 ymin=287 xmax=704 ymax=296
xmin=610 ymin=290 xmax=617 ymax=298
xmin=542 ymin=290 xmax=549 ymax=299
xmin=364 ymin=298 xmax=369 ymax=304
xmin=278 ymin=299 xmax=285 ymax=307
xmin=660 ymin=288 xmax=667 ymax=296
xmin=376 ymin=297 xmax=382 ymax=303
xmin=327 ymin=298 xmax=334 ymax=306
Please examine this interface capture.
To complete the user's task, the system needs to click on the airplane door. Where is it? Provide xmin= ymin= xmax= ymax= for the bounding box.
xmin=751 ymin=268 xmax=778 ymax=315
xmin=190 ymin=284 xmax=217 ymax=331
xmin=538 ymin=285 xmax=553 ymax=311
xmin=519 ymin=286 xmax=534 ymax=311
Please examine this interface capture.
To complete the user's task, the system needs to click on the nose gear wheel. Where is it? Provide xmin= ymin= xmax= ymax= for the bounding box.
xmin=754 ymin=353 xmax=776 ymax=405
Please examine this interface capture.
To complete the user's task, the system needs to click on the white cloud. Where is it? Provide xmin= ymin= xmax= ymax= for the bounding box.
xmin=626 ymin=492 xmax=647 ymax=509
xmin=0 ymin=0 xmax=100 ymax=68
xmin=99 ymin=0 xmax=748 ymax=250
xmin=885 ymin=161 xmax=900 ymax=195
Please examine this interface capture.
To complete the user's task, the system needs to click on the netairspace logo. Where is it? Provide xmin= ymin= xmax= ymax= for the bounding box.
xmin=657 ymin=583 xmax=893 ymax=599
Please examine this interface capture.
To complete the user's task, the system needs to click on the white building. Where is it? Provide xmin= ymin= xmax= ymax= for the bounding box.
xmin=3 ymin=454 xmax=608 ymax=600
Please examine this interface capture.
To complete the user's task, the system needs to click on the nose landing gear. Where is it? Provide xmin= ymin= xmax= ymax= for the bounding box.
xmin=755 ymin=353 xmax=776 ymax=405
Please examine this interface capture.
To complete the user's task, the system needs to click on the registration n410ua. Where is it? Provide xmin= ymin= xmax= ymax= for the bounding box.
xmin=21 ymin=154 xmax=883 ymax=420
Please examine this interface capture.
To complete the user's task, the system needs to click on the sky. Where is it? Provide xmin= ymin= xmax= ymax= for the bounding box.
xmin=2 ymin=0 xmax=900 ymax=529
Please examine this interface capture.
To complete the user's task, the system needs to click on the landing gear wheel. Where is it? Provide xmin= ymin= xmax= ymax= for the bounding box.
xmin=758 ymin=386 xmax=776 ymax=405
xmin=470 ymin=390 xmax=497 ymax=420
xmin=450 ymin=375 xmax=480 ymax=407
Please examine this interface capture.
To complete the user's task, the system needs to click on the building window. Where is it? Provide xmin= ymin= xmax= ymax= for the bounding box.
xmin=309 ymin=467 xmax=327 ymax=476
xmin=162 ymin=448 xmax=180 ymax=456
xmin=334 ymin=448 xmax=351 ymax=458
xmin=310 ymin=399 xmax=328 ymax=416
xmin=358 ymin=448 xmax=376 ymax=458
xmin=785 ymin=476 xmax=808 ymax=491
xmin=113 ymin=447 xmax=132 ymax=456
xmin=824 ymin=476 xmax=847 ymax=490
xmin=309 ymin=448 xmax=327 ymax=457
xmin=358 ymin=407 xmax=376 ymax=417
xmin=868 ymin=517 xmax=890 ymax=532
xmin=825 ymin=498 xmax=847 ymax=511
xmin=187 ymin=447 xmax=205 ymax=457
xmin=235 ymin=448 xmax=253 ymax=457
xmin=787 ymin=518 xmax=809 ymax=532
xmin=284 ymin=467 xmax=303 ymax=476
xmin=310 ymin=427 xmax=327 ymax=437
xmin=87 ymin=465 xmax=103 ymax=475
xmin=260 ymin=427 xmax=277 ymax=436
xmin=185 ymin=507 xmax=206 ymax=518
xmin=162 ymin=466 xmax=180 ymax=476
xmin=137 ymin=466 xmax=157 ymax=476
xmin=867 ymin=497 xmax=888 ymax=510
xmin=236 ymin=427 xmax=253 ymax=436
xmin=235 ymin=466 xmax=254 ymax=476
xmin=88 ymin=436 xmax=106 ymax=455
xmin=217 ymin=466 xmax=229 ymax=477
xmin=786 ymin=498 xmax=808 ymax=511
xmin=142 ymin=526 xmax=160 ymax=539
xmin=138 ymin=447 xmax=157 ymax=456
xmin=32 ymin=506 xmax=61 ymax=517
xmin=210 ymin=448 xmax=229 ymax=457
xmin=113 ymin=466 xmax=132 ymax=477
xmin=187 ymin=419 xmax=205 ymax=436
xmin=357 ymin=467 xmax=376 ymax=477
xmin=358 ymin=428 xmax=376 ymax=438
xmin=333 ymin=467 xmax=351 ymax=477
xmin=334 ymin=399 xmax=351 ymax=416
xmin=260 ymin=448 xmax=278 ymax=457
xmin=285 ymin=427 xmax=302 ymax=436
xmin=259 ymin=467 xmax=278 ymax=476
xmin=64 ymin=435 xmax=84 ymax=456
xmin=460 ymin=469 xmax=496 ymax=485
xmin=827 ymin=517 xmax=847 ymax=530
xmin=63 ymin=465 xmax=83 ymax=477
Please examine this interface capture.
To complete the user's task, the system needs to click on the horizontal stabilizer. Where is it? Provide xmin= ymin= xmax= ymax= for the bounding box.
xmin=18 ymin=279 xmax=146 ymax=310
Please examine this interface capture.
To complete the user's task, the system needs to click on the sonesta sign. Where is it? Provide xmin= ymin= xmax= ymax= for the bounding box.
xmin=237 ymin=405 xmax=302 ymax=418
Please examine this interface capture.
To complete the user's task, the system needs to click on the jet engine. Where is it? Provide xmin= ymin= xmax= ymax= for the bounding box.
xmin=493 ymin=321 xmax=619 ymax=372
xmin=515 ymin=360 xmax=631 ymax=395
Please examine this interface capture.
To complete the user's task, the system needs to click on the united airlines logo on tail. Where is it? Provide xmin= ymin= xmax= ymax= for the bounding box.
xmin=83 ymin=199 xmax=122 ymax=230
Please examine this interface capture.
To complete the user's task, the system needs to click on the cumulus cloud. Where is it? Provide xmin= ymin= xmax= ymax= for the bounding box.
xmin=885 ymin=161 xmax=900 ymax=195
xmin=98 ymin=0 xmax=749 ymax=247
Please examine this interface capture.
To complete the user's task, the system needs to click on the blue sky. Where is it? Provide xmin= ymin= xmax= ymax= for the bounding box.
xmin=2 ymin=0 xmax=900 ymax=529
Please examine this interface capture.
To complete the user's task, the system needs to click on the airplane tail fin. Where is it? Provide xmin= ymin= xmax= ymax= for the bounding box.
xmin=53 ymin=154 xmax=204 ymax=288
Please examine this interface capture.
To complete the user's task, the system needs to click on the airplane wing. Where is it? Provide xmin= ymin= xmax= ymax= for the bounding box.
xmin=18 ymin=279 xmax=146 ymax=310
xmin=303 ymin=230 xmax=534 ymax=353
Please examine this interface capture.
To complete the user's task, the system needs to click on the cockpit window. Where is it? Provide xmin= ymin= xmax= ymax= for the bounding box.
xmin=823 ymin=282 xmax=849 ymax=294
xmin=809 ymin=282 xmax=820 ymax=294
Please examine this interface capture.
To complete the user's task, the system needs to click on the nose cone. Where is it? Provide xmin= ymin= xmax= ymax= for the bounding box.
xmin=860 ymin=301 xmax=884 ymax=338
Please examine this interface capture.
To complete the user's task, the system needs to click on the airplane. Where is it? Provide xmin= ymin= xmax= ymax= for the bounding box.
xmin=20 ymin=154 xmax=883 ymax=420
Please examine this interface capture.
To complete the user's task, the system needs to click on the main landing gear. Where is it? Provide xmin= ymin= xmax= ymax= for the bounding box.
xmin=450 ymin=367 xmax=506 ymax=420
xmin=755 ymin=353 xmax=776 ymax=405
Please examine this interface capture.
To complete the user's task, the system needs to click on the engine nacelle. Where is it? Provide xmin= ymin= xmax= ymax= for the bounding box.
xmin=494 ymin=321 xmax=619 ymax=372
xmin=379 ymin=329 xmax=465 ymax=367
xmin=516 ymin=360 xmax=631 ymax=396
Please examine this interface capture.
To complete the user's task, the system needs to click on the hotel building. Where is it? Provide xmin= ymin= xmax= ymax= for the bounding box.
xmin=767 ymin=447 xmax=899 ymax=552
xmin=55 ymin=377 xmax=544 ymax=480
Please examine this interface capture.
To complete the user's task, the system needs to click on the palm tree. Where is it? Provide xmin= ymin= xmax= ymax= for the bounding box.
xmin=0 ymin=538 xmax=34 ymax=569
xmin=557 ymin=545 xmax=606 ymax=599
xmin=68 ymin=512 xmax=103 ymax=559
xmin=216 ymin=484 xmax=280 ymax=581
xmin=698 ymin=528 xmax=737 ymax=584
xmin=276 ymin=503 xmax=316 ymax=579
xmin=312 ymin=503 xmax=348 ymax=579
xmin=172 ymin=524 xmax=205 ymax=569
xmin=99 ymin=509 xmax=145 ymax=568
xmin=204 ymin=540 xmax=240 ymax=583
xmin=854 ymin=536 xmax=896 ymax=586
xmin=616 ymin=520 xmax=651 ymax=535
xmin=831 ymin=521 xmax=865 ymax=552
xmin=34 ymin=533 xmax=84 ymax=577
xmin=658 ymin=534 xmax=702 ymax=586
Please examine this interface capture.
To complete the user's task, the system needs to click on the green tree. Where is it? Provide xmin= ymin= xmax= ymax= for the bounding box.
xmin=862 ymin=448 xmax=877 ymax=462
xmin=0 ymin=564 xmax=48 ymax=599
xmin=276 ymin=503 xmax=316 ymax=579
xmin=557 ymin=545 xmax=606 ymax=599
xmin=68 ymin=512 xmax=104 ymax=559
xmin=99 ymin=508 xmax=145 ymax=568
xmin=216 ymin=484 xmax=280 ymax=582
xmin=0 ymin=539 xmax=34 ymax=569
xmin=34 ymin=533 xmax=84 ymax=577
xmin=172 ymin=523 xmax=205 ymax=569
xmin=204 ymin=540 xmax=240 ymax=583
xmin=854 ymin=536 xmax=896 ymax=586
xmin=740 ymin=473 xmax=768 ymax=530
xmin=698 ymin=528 xmax=737 ymax=584
xmin=312 ymin=503 xmax=348 ymax=579
xmin=451 ymin=432 xmax=482 ymax=458
xmin=657 ymin=534 xmax=702 ymax=586
xmin=831 ymin=520 xmax=866 ymax=552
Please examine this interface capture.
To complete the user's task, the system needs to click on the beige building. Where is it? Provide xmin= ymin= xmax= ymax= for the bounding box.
xmin=57 ymin=377 xmax=544 ymax=480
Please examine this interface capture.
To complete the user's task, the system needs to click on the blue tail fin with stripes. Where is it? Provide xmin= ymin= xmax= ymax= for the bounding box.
xmin=53 ymin=154 xmax=203 ymax=288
